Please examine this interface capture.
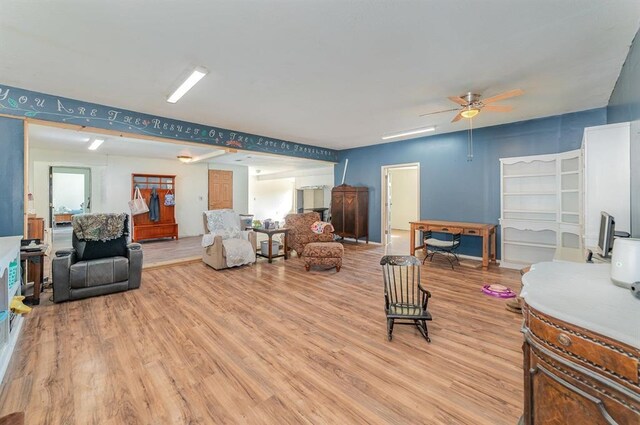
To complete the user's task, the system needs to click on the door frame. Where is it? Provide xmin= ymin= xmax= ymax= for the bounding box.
xmin=380 ymin=163 xmax=420 ymax=246
xmin=49 ymin=166 xmax=92 ymax=226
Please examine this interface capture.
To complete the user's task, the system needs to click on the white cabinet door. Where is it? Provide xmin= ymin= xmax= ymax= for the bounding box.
xmin=583 ymin=123 xmax=631 ymax=247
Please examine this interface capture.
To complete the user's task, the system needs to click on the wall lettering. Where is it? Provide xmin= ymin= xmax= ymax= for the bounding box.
xmin=0 ymin=84 xmax=338 ymax=161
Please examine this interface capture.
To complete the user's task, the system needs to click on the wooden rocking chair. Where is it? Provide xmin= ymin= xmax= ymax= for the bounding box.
xmin=380 ymin=255 xmax=432 ymax=343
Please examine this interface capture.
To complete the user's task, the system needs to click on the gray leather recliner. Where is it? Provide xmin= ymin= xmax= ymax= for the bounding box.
xmin=52 ymin=221 xmax=143 ymax=303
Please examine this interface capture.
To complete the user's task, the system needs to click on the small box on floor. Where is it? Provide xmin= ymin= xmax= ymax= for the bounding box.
xmin=260 ymin=240 xmax=280 ymax=254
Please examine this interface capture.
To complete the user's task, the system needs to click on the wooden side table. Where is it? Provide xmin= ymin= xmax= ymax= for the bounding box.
xmin=20 ymin=247 xmax=47 ymax=305
xmin=252 ymin=228 xmax=289 ymax=263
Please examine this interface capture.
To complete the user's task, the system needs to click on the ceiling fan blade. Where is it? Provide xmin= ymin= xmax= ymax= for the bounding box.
xmin=482 ymin=89 xmax=524 ymax=104
xmin=448 ymin=96 xmax=468 ymax=106
xmin=451 ymin=111 xmax=465 ymax=123
xmin=419 ymin=108 xmax=460 ymax=117
xmin=482 ymin=104 xmax=513 ymax=112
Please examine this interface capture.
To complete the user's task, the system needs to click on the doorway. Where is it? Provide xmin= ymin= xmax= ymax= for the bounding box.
xmin=49 ymin=166 xmax=91 ymax=250
xmin=208 ymin=169 xmax=233 ymax=209
xmin=381 ymin=163 xmax=420 ymax=253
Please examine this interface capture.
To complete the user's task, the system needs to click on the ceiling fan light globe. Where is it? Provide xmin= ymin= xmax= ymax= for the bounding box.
xmin=461 ymin=108 xmax=480 ymax=119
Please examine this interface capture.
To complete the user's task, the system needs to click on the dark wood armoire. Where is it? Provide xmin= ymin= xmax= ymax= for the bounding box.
xmin=331 ymin=184 xmax=368 ymax=243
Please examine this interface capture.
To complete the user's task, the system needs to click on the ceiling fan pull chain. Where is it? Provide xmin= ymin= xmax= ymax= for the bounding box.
xmin=467 ymin=118 xmax=474 ymax=162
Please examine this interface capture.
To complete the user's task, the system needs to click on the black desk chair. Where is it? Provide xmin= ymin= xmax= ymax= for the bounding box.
xmin=380 ymin=255 xmax=432 ymax=343
xmin=422 ymin=230 xmax=461 ymax=269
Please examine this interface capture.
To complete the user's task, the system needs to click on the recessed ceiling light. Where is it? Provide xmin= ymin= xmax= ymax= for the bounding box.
xmin=382 ymin=127 xmax=436 ymax=141
xmin=167 ymin=67 xmax=209 ymax=103
xmin=88 ymin=139 xmax=104 ymax=150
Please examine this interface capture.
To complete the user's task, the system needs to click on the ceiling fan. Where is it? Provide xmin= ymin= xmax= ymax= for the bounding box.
xmin=420 ymin=89 xmax=524 ymax=122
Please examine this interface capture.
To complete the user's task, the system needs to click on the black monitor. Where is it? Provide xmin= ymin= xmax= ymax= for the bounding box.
xmin=597 ymin=211 xmax=615 ymax=258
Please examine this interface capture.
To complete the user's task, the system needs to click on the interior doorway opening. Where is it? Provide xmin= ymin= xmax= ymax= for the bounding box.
xmin=49 ymin=166 xmax=91 ymax=251
xmin=381 ymin=163 xmax=420 ymax=253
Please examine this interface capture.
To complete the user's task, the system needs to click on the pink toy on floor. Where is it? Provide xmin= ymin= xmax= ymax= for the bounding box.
xmin=482 ymin=284 xmax=517 ymax=298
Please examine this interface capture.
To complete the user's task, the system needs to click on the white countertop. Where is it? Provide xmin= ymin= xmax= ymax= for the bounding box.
xmin=521 ymin=261 xmax=640 ymax=348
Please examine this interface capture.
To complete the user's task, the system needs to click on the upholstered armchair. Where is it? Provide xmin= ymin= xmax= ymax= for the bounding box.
xmin=202 ymin=210 xmax=257 ymax=270
xmin=284 ymin=212 xmax=334 ymax=256
xmin=52 ymin=213 xmax=142 ymax=303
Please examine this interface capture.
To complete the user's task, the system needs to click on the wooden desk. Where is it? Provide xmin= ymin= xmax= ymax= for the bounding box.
xmin=409 ymin=220 xmax=496 ymax=269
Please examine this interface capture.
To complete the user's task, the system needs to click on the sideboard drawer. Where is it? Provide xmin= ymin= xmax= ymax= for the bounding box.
xmin=528 ymin=310 xmax=639 ymax=386
xmin=463 ymin=228 xmax=481 ymax=236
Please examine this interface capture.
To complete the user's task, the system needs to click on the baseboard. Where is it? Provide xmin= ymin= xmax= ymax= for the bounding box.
xmin=499 ymin=261 xmax=528 ymax=270
xmin=338 ymin=237 xmax=381 ymax=245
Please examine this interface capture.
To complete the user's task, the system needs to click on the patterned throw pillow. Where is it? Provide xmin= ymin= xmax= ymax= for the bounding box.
xmin=310 ymin=221 xmax=334 ymax=234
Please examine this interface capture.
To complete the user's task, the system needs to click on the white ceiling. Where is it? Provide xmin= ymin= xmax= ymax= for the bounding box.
xmin=2 ymin=1 xmax=639 ymax=149
xmin=212 ymin=151 xmax=331 ymax=174
xmin=28 ymin=124 xmax=217 ymax=159
xmin=28 ymin=124 xmax=331 ymax=174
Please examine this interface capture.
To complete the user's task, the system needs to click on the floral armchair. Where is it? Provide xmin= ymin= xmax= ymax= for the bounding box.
xmin=284 ymin=212 xmax=334 ymax=256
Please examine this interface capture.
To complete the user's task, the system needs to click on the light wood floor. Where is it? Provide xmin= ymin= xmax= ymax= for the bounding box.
xmin=140 ymin=235 xmax=203 ymax=268
xmin=1 ymin=243 xmax=524 ymax=424
xmin=43 ymin=235 xmax=204 ymax=282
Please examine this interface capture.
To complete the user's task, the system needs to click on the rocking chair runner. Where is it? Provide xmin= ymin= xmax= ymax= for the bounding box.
xmin=380 ymin=255 xmax=432 ymax=343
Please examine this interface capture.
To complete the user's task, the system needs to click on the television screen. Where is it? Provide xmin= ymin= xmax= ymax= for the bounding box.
xmin=597 ymin=211 xmax=615 ymax=258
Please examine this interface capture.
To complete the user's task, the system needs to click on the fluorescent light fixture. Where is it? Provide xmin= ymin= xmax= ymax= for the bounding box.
xmin=189 ymin=150 xmax=227 ymax=163
xmin=167 ymin=67 xmax=208 ymax=103
xmin=382 ymin=127 xmax=435 ymax=140
xmin=88 ymin=138 xmax=104 ymax=150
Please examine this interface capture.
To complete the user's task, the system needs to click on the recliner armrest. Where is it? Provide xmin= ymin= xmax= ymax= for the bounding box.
xmin=127 ymin=243 xmax=143 ymax=290
xmin=246 ymin=231 xmax=257 ymax=254
xmin=55 ymin=248 xmax=76 ymax=258
xmin=52 ymin=250 xmax=77 ymax=303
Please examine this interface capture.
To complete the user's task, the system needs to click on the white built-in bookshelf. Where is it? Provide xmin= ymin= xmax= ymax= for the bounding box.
xmin=500 ymin=150 xmax=582 ymax=269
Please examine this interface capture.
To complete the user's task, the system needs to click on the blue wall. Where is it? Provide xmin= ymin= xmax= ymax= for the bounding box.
xmin=334 ymin=108 xmax=607 ymax=257
xmin=0 ymin=116 xmax=24 ymax=237
xmin=608 ymin=28 xmax=640 ymax=123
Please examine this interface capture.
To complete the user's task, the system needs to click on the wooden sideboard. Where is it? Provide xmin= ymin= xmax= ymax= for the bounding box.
xmin=54 ymin=213 xmax=73 ymax=225
xmin=521 ymin=262 xmax=640 ymax=424
xmin=409 ymin=220 xmax=496 ymax=269
xmin=27 ymin=216 xmax=44 ymax=240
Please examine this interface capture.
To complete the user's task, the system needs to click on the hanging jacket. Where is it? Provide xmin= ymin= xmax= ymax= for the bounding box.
xmin=149 ymin=188 xmax=160 ymax=222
